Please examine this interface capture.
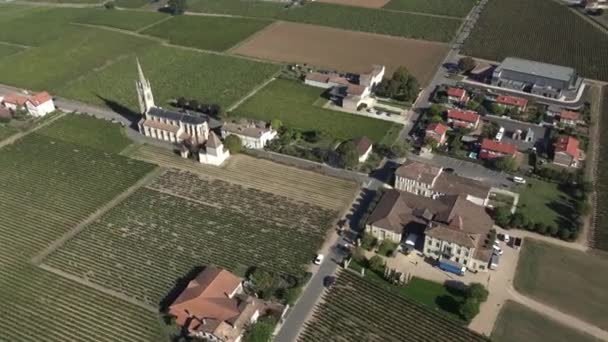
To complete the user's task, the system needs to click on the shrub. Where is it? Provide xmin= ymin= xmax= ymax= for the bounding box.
xmin=493 ymin=207 xmax=512 ymax=227
xmin=368 ymin=255 xmax=385 ymax=273
xmin=466 ymin=283 xmax=489 ymax=302
xmin=377 ymin=240 xmax=398 ymax=257
xmin=283 ymin=286 xmax=302 ymax=305
xmin=224 ymin=134 xmax=242 ymax=154
xmin=360 ymin=232 xmax=378 ymax=251
xmin=459 ymin=298 xmax=480 ymax=322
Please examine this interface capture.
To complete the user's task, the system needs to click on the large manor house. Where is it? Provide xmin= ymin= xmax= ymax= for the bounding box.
xmin=135 ymin=60 xmax=276 ymax=165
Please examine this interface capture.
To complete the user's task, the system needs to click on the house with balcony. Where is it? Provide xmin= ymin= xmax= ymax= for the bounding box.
xmin=425 ymin=123 xmax=448 ymax=145
xmin=446 ymin=87 xmax=469 ymax=105
xmin=479 ymin=139 xmax=517 ymax=160
xmin=495 ymin=95 xmax=528 ymax=112
xmin=447 ymin=109 xmax=480 ymax=130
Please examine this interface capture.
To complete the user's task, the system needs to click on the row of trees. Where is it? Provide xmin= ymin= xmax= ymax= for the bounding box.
xmin=375 ymin=67 xmax=420 ymax=103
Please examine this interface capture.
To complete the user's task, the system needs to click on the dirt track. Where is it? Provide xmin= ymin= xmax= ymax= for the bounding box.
xmin=316 ymin=0 xmax=390 ymax=8
xmin=232 ymin=21 xmax=450 ymax=86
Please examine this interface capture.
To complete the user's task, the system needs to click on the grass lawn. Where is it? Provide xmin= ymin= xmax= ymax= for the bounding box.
xmin=492 ymin=300 xmax=602 ymax=342
xmin=0 ymin=44 xmax=24 ymax=59
xmin=74 ymin=8 xmax=168 ymax=31
xmin=0 ymin=124 xmax=17 ymax=141
xmin=383 ymin=0 xmax=476 ymax=17
xmin=142 ymin=15 xmax=272 ymax=51
xmin=516 ymin=177 xmax=576 ymax=228
xmin=186 ymin=0 xmax=461 ymax=42
xmin=232 ymin=79 xmax=400 ymax=142
xmin=398 ymin=277 xmax=465 ymax=320
xmin=514 ymin=238 xmax=608 ymax=331
xmin=37 ymin=114 xmax=132 ymax=153
xmin=58 ymin=46 xmax=280 ymax=113
xmin=0 ymin=27 xmax=155 ymax=91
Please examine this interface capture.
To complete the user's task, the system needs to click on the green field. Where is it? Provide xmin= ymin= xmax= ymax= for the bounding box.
xmin=0 ymin=44 xmax=24 ymax=59
xmin=299 ymin=271 xmax=488 ymax=342
xmin=517 ymin=178 xmax=576 ymax=228
xmin=44 ymin=169 xmax=338 ymax=305
xmin=462 ymin=0 xmax=608 ymax=81
xmin=232 ymin=79 xmax=400 ymax=143
xmin=0 ymin=27 xmax=155 ymax=91
xmin=58 ymin=46 xmax=280 ymax=113
xmin=514 ymin=239 xmax=608 ymax=331
xmin=186 ymin=0 xmax=461 ymax=42
xmin=0 ymin=132 xmax=162 ymax=341
xmin=0 ymin=124 xmax=17 ymax=141
xmin=37 ymin=114 xmax=131 ymax=153
xmin=492 ymin=300 xmax=602 ymax=342
xmin=596 ymin=86 xmax=608 ymax=250
xmin=142 ymin=15 xmax=272 ymax=51
xmin=115 ymin=0 xmax=150 ymax=8
xmin=384 ymin=0 xmax=476 ymax=17
xmin=74 ymin=8 xmax=168 ymax=31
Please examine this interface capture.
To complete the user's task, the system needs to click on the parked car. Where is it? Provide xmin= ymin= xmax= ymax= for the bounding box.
xmin=503 ymin=234 xmax=510 ymax=243
xmin=513 ymin=176 xmax=526 ymax=184
xmin=314 ymin=254 xmax=324 ymax=265
xmin=323 ymin=275 xmax=336 ymax=288
xmin=492 ymin=244 xmax=503 ymax=255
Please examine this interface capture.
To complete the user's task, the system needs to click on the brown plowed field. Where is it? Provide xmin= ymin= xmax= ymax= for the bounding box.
xmin=316 ymin=0 xmax=390 ymax=8
xmin=232 ymin=21 xmax=449 ymax=86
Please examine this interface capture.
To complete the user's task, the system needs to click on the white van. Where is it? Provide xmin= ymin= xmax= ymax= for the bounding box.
xmin=492 ymin=244 xmax=503 ymax=255
xmin=495 ymin=126 xmax=505 ymax=141
xmin=513 ymin=176 xmax=526 ymax=184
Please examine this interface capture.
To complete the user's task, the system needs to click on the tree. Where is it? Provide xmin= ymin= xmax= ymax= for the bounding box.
xmin=250 ymin=268 xmax=276 ymax=299
xmin=243 ymin=317 xmax=277 ymax=342
xmin=547 ymin=224 xmax=559 ymax=236
xmin=271 ymin=119 xmax=283 ymax=130
xmin=458 ymin=56 xmax=476 ymax=73
xmin=389 ymin=140 xmax=410 ymax=158
xmin=189 ymin=99 xmax=199 ymax=111
xmin=428 ymin=104 xmax=446 ymax=117
xmin=494 ymin=207 xmax=512 ymax=227
xmin=167 ymin=0 xmax=187 ymax=15
xmin=466 ymin=100 xmax=480 ymax=111
xmin=425 ymin=137 xmax=439 ymax=150
xmin=176 ymin=96 xmax=187 ymax=108
xmin=466 ymin=283 xmax=489 ymax=302
xmin=575 ymin=199 xmax=591 ymax=216
xmin=224 ymin=134 xmax=242 ymax=154
xmin=360 ymin=232 xmax=377 ymax=250
xmin=104 ymin=1 xmax=115 ymax=9
xmin=336 ymin=141 xmax=360 ymax=169
xmin=535 ymin=222 xmax=548 ymax=235
xmin=509 ymin=212 xmax=526 ymax=228
xmin=282 ymin=287 xmax=302 ymax=305
xmin=493 ymin=156 xmax=518 ymax=172
xmin=460 ymin=298 xmax=480 ymax=322
xmin=368 ymin=255 xmax=385 ymax=273
xmin=375 ymin=66 xmax=420 ymax=102
xmin=559 ymin=227 xmax=571 ymax=240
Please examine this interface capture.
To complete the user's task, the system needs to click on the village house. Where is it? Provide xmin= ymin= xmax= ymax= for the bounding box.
xmin=394 ymin=160 xmax=491 ymax=206
xmin=351 ymin=136 xmax=373 ymax=163
xmin=495 ymin=95 xmax=528 ymax=112
xmin=1 ymin=91 xmax=55 ymax=117
xmin=221 ymin=120 xmax=277 ymax=149
xmin=168 ymin=267 xmax=264 ymax=342
xmin=553 ymin=135 xmax=582 ymax=168
xmin=446 ymin=87 xmax=469 ymax=105
xmin=447 ymin=109 xmax=480 ymax=130
xmin=559 ymin=110 xmax=582 ymax=126
xmin=365 ymin=190 xmax=494 ymax=272
xmin=479 ymin=139 xmax=517 ymax=160
xmin=425 ymin=122 xmax=448 ymax=145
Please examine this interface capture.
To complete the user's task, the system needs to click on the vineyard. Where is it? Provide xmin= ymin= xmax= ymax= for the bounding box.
xmin=37 ymin=114 xmax=132 ymax=153
xmin=73 ymin=8 xmax=169 ymax=31
xmin=595 ymin=86 xmax=608 ymax=250
xmin=44 ymin=169 xmax=339 ymax=305
xmin=383 ymin=0 xmax=477 ymax=18
xmin=461 ymin=0 xmax=608 ymax=81
xmin=299 ymin=271 xmax=488 ymax=342
xmin=0 ymin=133 xmax=164 ymax=341
xmin=127 ymin=144 xmax=358 ymax=210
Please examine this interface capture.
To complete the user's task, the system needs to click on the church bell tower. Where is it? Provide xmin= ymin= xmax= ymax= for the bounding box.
xmin=135 ymin=58 xmax=155 ymax=115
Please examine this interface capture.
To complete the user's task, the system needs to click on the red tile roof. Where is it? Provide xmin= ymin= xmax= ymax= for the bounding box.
xmin=426 ymin=122 xmax=448 ymax=135
xmin=305 ymin=72 xmax=330 ymax=83
xmin=3 ymin=94 xmax=28 ymax=106
xmin=560 ymin=110 xmax=580 ymax=121
xmin=480 ymin=138 xmax=517 ymax=155
xmin=554 ymin=135 xmax=580 ymax=159
xmin=447 ymin=109 xmax=480 ymax=123
xmin=496 ymin=95 xmax=528 ymax=108
xmin=27 ymin=92 xmax=52 ymax=106
xmin=447 ymin=87 xmax=466 ymax=98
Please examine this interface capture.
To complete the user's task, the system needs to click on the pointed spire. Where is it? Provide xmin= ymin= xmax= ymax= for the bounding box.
xmin=206 ymin=131 xmax=222 ymax=149
xmin=136 ymin=57 xmax=146 ymax=86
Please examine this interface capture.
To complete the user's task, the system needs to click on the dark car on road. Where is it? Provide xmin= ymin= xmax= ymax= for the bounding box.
xmin=323 ymin=276 xmax=336 ymax=288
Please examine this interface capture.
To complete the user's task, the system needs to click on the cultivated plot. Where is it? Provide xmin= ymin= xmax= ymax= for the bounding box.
xmin=44 ymin=170 xmax=339 ymax=305
xmin=0 ymin=44 xmax=24 ymax=59
xmin=299 ymin=271 xmax=488 ymax=342
xmin=233 ymin=21 xmax=449 ymax=86
xmin=142 ymin=15 xmax=273 ymax=51
xmin=462 ymin=0 xmax=608 ymax=81
xmin=73 ymin=8 xmax=168 ymax=31
xmin=595 ymin=86 xmax=608 ymax=251
xmin=514 ymin=239 xmax=608 ymax=331
xmin=316 ymin=0 xmax=390 ymax=8
xmin=492 ymin=300 xmax=602 ymax=342
xmin=231 ymin=78 xmax=401 ymax=143
xmin=384 ymin=0 xmax=477 ymax=17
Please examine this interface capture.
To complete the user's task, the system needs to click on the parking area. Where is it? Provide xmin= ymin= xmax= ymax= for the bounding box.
xmin=483 ymin=116 xmax=550 ymax=151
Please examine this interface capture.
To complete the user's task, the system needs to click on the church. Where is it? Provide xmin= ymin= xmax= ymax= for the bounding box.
xmin=135 ymin=59 xmax=229 ymax=165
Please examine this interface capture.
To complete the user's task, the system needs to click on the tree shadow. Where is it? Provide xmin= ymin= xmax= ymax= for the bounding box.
xmin=348 ymin=188 xmax=376 ymax=233
xmin=435 ymin=295 xmax=461 ymax=316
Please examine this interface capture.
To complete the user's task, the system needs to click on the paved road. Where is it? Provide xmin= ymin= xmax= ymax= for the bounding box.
xmin=274 ymin=236 xmax=349 ymax=342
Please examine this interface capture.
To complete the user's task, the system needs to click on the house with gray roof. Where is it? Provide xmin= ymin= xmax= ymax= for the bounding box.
xmin=491 ymin=57 xmax=583 ymax=100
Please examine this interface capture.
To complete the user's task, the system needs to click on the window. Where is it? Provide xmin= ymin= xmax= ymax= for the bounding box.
xmin=479 ymin=265 xmax=485 ymax=270
xmin=455 ymin=257 xmax=460 ymax=263
xmin=426 ymin=248 xmax=431 ymax=254
xmin=436 ymin=242 xmax=440 ymax=247
xmin=465 ymin=251 xmax=469 ymax=257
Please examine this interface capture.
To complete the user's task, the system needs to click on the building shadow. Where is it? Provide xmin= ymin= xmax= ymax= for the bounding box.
xmin=159 ymin=265 xmax=206 ymax=314
xmin=95 ymin=94 xmax=140 ymax=130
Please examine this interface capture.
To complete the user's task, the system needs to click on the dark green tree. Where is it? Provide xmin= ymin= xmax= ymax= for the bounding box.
xmin=466 ymin=283 xmax=489 ymax=302
xmin=167 ymin=0 xmax=187 ymax=15
xmin=460 ymin=298 xmax=480 ymax=322
xmin=336 ymin=141 xmax=360 ymax=169
xmin=224 ymin=134 xmax=243 ymax=154
xmin=494 ymin=207 xmax=512 ymax=227
xmin=457 ymin=56 xmax=476 ymax=73
xmin=243 ymin=317 xmax=277 ymax=342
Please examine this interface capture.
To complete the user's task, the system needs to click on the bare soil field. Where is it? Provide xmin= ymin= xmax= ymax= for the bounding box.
xmin=232 ymin=21 xmax=449 ymax=86
xmin=316 ymin=0 xmax=390 ymax=8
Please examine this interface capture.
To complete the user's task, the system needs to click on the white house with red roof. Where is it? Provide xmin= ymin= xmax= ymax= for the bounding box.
xmin=559 ymin=110 xmax=582 ymax=126
xmin=446 ymin=87 xmax=469 ymax=105
xmin=447 ymin=109 xmax=480 ymax=130
xmin=553 ymin=135 xmax=582 ymax=167
xmin=425 ymin=122 xmax=448 ymax=145
xmin=479 ymin=139 xmax=517 ymax=160
xmin=1 ymin=94 xmax=29 ymax=111
xmin=25 ymin=92 xmax=55 ymax=117
xmin=495 ymin=95 xmax=528 ymax=112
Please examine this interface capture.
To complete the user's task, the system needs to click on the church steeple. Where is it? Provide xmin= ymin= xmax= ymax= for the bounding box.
xmin=135 ymin=58 xmax=155 ymax=115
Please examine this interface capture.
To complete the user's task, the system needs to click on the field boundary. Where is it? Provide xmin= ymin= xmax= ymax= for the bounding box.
xmin=31 ymin=166 xmax=164 ymax=265
xmin=134 ymin=13 xmax=174 ymax=33
xmin=38 ymin=263 xmax=157 ymax=311
xmin=0 ymin=40 xmax=32 ymax=49
xmin=584 ymin=84 xmax=603 ymax=247
xmin=0 ymin=112 xmax=66 ymax=149
xmin=227 ymin=74 xmax=279 ymax=111
xmin=225 ymin=20 xmax=281 ymax=54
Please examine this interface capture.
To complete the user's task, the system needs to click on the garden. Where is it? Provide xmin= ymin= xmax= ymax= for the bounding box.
xmin=44 ymin=169 xmax=339 ymax=306
xmin=299 ymin=271 xmax=489 ymax=342
xmin=514 ymin=239 xmax=608 ymax=331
